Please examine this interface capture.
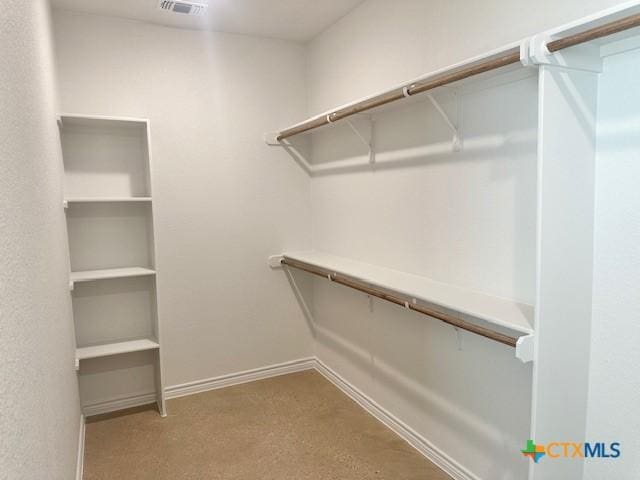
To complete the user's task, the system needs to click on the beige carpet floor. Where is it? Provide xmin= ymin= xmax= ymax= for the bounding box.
xmin=84 ymin=370 xmax=451 ymax=479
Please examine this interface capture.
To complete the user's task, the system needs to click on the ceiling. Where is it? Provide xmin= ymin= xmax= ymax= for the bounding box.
xmin=50 ymin=0 xmax=365 ymax=42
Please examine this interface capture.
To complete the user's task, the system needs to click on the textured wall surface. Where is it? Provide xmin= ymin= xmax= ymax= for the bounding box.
xmin=0 ymin=1 xmax=81 ymax=479
xmin=585 ymin=47 xmax=640 ymax=480
xmin=52 ymin=11 xmax=314 ymax=397
xmin=307 ymin=0 xmax=626 ymax=114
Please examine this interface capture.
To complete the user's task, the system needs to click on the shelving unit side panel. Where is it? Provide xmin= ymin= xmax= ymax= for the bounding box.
xmin=143 ymin=120 xmax=166 ymax=416
xmin=530 ymin=65 xmax=599 ymax=480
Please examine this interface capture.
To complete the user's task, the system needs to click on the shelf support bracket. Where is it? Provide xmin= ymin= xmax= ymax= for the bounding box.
xmin=264 ymin=135 xmax=314 ymax=174
xmin=344 ymin=116 xmax=375 ymax=164
xmin=515 ymin=334 xmax=535 ymax=363
xmin=425 ymin=93 xmax=462 ymax=152
xmin=268 ymin=254 xmax=317 ymax=336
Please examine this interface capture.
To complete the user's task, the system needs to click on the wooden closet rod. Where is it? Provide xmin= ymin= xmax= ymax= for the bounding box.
xmin=547 ymin=12 xmax=640 ymax=52
xmin=281 ymin=256 xmax=519 ymax=348
xmin=276 ymin=12 xmax=640 ymax=141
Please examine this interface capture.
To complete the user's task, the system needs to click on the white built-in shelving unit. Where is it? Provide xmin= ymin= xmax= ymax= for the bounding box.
xmin=59 ymin=113 xmax=166 ymax=417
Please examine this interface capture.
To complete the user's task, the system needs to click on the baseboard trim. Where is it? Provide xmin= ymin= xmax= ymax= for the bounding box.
xmin=76 ymin=414 xmax=85 ymax=480
xmin=82 ymin=393 xmax=157 ymax=418
xmin=79 ymin=356 xmax=475 ymax=479
xmin=165 ymin=357 xmax=316 ymax=399
xmin=314 ymin=359 xmax=479 ymax=480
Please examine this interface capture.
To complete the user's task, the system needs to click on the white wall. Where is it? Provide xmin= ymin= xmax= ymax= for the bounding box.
xmin=585 ymin=46 xmax=640 ymax=479
xmin=0 ymin=1 xmax=81 ymax=479
xmin=52 ymin=11 xmax=314 ymax=397
xmin=307 ymin=0 xmax=625 ymax=114
xmin=305 ymin=1 xmax=628 ymax=479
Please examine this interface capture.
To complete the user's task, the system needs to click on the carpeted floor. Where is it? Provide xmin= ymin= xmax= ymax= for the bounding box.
xmin=84 ymin=370 xmax=451 ymax=479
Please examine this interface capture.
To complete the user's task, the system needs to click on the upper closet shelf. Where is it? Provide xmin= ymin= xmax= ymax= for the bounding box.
xmin=64 ymin=197 xmax=152 ymax=208
xmin=276 ymin=251 xmax=534 ymax=338
xmin=65 ymin=197 xmax=152 ymax=203
xmin=265 ymin=6 xmax=640 ymax=144
xmin=70 ymin=267 xmax=156 ymax=286
xmin=58 ymin=113 xmax=149 ymax=129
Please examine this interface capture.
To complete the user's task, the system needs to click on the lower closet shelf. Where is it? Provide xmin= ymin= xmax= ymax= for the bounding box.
xmin=76 ymin=338 xmax=160 ymax=362
xmin=279 ymin=251 xmax=534 ymax=335
xmin=273 ymin=250 xmax=535 ymax=360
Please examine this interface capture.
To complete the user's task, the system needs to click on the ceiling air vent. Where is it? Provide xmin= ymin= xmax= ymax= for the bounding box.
xmin=158 ymin=1 xmax=208 ymax=16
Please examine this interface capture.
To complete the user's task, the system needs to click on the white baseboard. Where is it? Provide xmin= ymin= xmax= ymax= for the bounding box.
xmin=82 ymin=392 xmax=157 ymax=418
xmin=165 ymin=357 xmax=316 ymax=399
xmin=76 ymin=414 xmax=85 ymax=480
xmin=314 ymin=359 xmax=479 ymax=480
xmin=79 ymin=356 xmax=475 ymax=480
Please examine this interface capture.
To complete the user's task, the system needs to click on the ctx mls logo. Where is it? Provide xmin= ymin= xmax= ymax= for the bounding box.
xmin=522 ymin=440 xmax=546 ymax=463
xmin=521 ymin=439 xmax=621 ymax=463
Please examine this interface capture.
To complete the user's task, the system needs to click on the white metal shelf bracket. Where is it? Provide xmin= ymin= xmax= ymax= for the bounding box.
xmin=268 ymin=254 xmax=317 ymax=336
xmin=425 ymin=93 xmax=462 ymax=152
xmin=344 ymin=116 xmax=375 ymax=164
xmin=520 ymin=34 xmax=602 ymax=73
xmin=515 ymin=334 xmax=535 ymax=363
xmin=263 ymin=135 xmax=314 ymax=174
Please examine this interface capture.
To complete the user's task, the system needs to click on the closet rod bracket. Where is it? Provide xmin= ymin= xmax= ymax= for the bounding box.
xmin=519 ymin=34 xmax=602 ymax=73
xmin=515 ymin=334 xmax=535 ymax=363
xmin=268 ymin=254 xmax=285 ymax=268
xmin=264 ymin=132 xmax=282 ymax=146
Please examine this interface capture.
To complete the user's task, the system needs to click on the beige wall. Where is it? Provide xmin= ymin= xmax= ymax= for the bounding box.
xmin=306 ymin=0 xmax=625 ymax=113
xmin=0 ymin=1 xmax=81 ymax=478
xmin=52 ymin=10 xmax=314 ymax=396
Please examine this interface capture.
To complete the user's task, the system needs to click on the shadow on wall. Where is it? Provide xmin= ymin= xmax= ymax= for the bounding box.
xmin=305 ymin=276 xmax=532 ymax=478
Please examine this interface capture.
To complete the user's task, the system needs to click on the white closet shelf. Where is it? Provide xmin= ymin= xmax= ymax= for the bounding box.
xmin=65 ymin=197 xmax=152 ymax=204
xmin=70 ymin=267 xmax=156 ymax=284
xmin=58 ymin=113 xmax=148 ymax=129
xmin=280 ymin=250 xmax=534 ymax=336
xmin=76 ymin=338 xmax=160 ymax=361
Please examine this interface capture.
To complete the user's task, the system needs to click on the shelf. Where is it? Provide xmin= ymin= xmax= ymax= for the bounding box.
xmin=76 ymin=338 xmax=160 ymax=361
xmin=281 ymin=251 xmax=534 ymax=336
xmin=70 ymin=267 xmax=156 ymax=285
xmin=58 ymin=113 xmax=148 ymax=129
xmin=65 ymin=197 xmax=152 ymax=204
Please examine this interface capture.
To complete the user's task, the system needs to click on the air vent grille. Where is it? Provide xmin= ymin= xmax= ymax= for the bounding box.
xmin=158 ymin=1 xmax=208 ymax=16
